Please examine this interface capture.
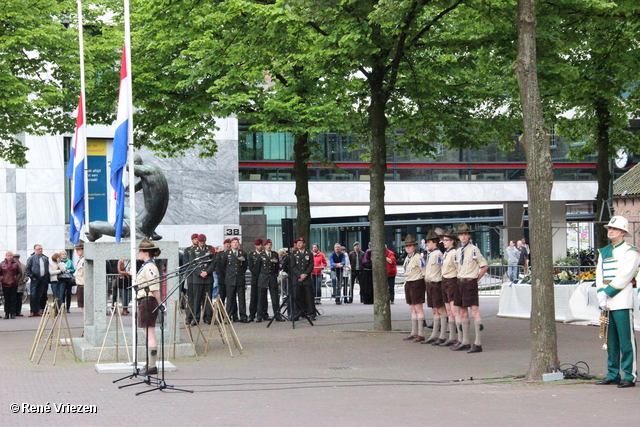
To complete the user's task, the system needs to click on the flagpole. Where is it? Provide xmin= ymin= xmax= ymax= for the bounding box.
xmin=77 ymin=0 xmax=89 ymax=236
xmin=123 ymin=0 xmax=138 ymax=362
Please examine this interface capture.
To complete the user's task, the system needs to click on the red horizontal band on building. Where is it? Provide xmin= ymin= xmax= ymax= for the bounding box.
xmin=239 ymin=162 xmax=598 ymax=169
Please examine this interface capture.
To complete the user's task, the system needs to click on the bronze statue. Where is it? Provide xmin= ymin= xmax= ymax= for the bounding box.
xmin=87 ymin=154 xmax=168 ymax=242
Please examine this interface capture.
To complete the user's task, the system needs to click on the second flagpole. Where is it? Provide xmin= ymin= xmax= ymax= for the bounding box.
xmin=123 ymin=0 xmax=138 ymax=366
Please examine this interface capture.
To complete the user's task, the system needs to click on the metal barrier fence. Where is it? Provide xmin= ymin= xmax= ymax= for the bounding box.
xmin=247 ymin=264 xmax=598 ymax=304
xmin=106 ymin=273 xmax=132 ymax=313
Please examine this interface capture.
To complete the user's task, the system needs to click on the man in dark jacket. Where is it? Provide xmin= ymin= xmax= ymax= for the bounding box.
xmin=190 ymin=234 xmax=215 ymax=325
xmin=183 ymin=233 xmax=199 ymax=322
xmin=222 ymin=237 xmax=248 ymax=322
xmin=329 ymin=243 xmax=347 ymax=305
xmin=247 ymin=239 xmax=263 ymax=322
xmin=290 ymin=237 xmax=315 ymax=320
xmin=257 ymin=239 xmax=282 ymax=322
xmin=26 ymin=244 xmax=50 ymax=316
xmin=348 ymin=242 xmax=365 ymax=304
xmin=215 ymin=239 xmax=231 ymax=305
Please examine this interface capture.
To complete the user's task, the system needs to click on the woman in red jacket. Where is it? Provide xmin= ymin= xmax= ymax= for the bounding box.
xmin=312 ymin=244 xmax=327 ymax=304
xmin=1 ymin=251 xmax=22 ymax=319
xmin=385 ymin=245 xmax=397 ymax=304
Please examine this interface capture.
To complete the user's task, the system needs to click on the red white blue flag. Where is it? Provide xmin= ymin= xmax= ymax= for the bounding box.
xmin=108 ymin=45 xmax=130 ymax=242
xmin=66 ymin=94 xmax=86 ymax=245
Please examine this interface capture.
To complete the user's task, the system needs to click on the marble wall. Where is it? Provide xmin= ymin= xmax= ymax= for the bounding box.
xmin=0 ymin=117 xmax=241 ymax=255
xmin=0 ymin=134 xmax=66 ymax=258
xmin=135 ymin=137 xmax=240 ymax=247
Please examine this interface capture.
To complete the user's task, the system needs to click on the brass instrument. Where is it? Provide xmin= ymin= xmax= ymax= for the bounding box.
xmin=599 ymin=307 xmax=610 ymax=350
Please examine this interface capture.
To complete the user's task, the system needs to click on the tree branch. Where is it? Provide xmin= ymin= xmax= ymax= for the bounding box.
xmin=409 ymin=0 xmax=464 ymax=47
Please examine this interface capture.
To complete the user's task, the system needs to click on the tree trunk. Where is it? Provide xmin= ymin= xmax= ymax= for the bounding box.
xmin=368 ymin=65 xmax=392 ymax=331
xmin=594 ymin=99 xmax=612 ymax=250
xmin=294 ymin=132 xmax=311 ymax=244
xmin=513 ymin=0 xmax=559 ymax=381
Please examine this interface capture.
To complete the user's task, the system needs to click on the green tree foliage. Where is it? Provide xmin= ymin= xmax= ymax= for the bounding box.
xmin=0 ymin=0 xmax=80 ymax=165
xmin=287 ymin=0 xmax=519 ymax=329
xmin=547 ymin=0 xmax=640 ymax=248
xmin=120 ymin=0 xmax=357 ymax=243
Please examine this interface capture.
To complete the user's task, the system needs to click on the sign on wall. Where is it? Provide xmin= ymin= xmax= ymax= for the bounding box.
xmin=87 ymin=139 xmax=108 ymax=221
xmin=223 ymin=225 xmax=242 ymax=242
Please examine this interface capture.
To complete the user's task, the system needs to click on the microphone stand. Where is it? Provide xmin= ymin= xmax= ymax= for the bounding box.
xmin=268 ymin=248 xmax=313 ymax=329
xmin=116 ymin=284 xmax=151 ymax=389
xmin=114 ymin=256 xmax=208 ymax=390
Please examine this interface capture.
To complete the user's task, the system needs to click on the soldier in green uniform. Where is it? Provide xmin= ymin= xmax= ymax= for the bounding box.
xmin=183 ymin=233 xmax=199 ymax=324
xmin=248 ymin=239 xmax=263 ymax=322
xmin=191 ymin=234 xmax=215 ymax=325
xmin=215 ymin=238 xmax=231 ymax=305
xmin=257 ymin=239 xmax=282 ymax=322
xmin=223 ymin=237 xmax=248 ymax=322
xmin=290 ymin=237 xmax=315 ymax=320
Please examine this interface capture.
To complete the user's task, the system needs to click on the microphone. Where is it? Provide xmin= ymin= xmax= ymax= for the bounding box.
xmin=192 ymin=252 xmax=215 ymax=263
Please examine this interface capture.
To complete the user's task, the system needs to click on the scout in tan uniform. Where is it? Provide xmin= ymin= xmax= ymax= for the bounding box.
xmin=439 ymin=229 xmax=459 ymax=347
xmin=402 ymin=235 xmax=427 ymax=342
xmin=422 ymin=230 xmax=446 ymax=345
xmin=454 ymin=223 xmax=488 ymax=353
xmin=74 ymin=241 xmax=85 ymax=314
xmin=135 ymin=238 xmax=163 ymax=376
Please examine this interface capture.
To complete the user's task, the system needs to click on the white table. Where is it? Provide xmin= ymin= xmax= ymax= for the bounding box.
xmin=498 ymin=280 xmax=640 ymax=331
xmin=497 ymin=281 xmax=578 ymax=322
xmin=565 ymin=281 xmax=640 ymax=330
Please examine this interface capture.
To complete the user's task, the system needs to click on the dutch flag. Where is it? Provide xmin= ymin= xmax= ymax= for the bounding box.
xmin=108 ymin=45 xmax=131 ymax=243
xmin=66 ymin=94 xmax=86 ymax=245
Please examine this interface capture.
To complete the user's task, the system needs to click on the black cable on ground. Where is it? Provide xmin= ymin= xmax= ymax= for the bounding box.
xmin=553 ymin=361 xmax=594 ymax=380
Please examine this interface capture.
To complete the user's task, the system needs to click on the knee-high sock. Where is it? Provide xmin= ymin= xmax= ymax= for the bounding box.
xmin=411 ymin=318 xmax=418 ymax=336
xmin=149 ymin=347 xmax=158 ymax=367
xmin=439 ymin=315 xmax=448 ymax=340
xmin=455 ymin=322 xmax=462 ymax=342
xmin=430 ymin=317 xmax=440 ymax=339
xmin=417 ymin=317 xmax=425 ymax=338
xmin=474 ymin=321 xmax=483 ymax=346
xmin=462 ymin=319 xmax=471 ymax=345
xmin=449 ymin=319 xmax=457 ymax=341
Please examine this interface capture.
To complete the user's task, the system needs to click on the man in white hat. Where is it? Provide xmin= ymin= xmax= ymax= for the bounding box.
xmin=595 ymin=215 xmax=640 ymax=388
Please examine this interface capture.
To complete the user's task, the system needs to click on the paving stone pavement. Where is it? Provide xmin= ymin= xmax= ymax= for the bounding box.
xmin=1 ymin=296 xmax=640 ymax=426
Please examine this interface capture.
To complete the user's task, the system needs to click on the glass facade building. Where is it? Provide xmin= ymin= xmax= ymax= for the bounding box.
xmin=237 ymin=122 xmax=615 ymax=259
xmin=238 ymin=123 xmax=605 ymax=182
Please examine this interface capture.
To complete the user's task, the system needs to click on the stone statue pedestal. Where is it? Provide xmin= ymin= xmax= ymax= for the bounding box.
xmin=72 ymin=241 xmax=195 ymax=361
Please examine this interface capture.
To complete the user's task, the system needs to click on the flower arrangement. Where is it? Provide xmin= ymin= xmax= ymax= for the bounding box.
xmin=579 ymin=269 xmax=596 ymax=280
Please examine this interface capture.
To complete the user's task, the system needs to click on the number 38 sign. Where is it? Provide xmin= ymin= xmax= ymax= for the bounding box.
xmin=223 ymin=226 xmax=242 ymax=241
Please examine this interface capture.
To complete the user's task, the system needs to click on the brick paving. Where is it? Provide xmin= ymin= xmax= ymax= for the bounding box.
xmin=1 ymin=296 xmax=640 ymax=426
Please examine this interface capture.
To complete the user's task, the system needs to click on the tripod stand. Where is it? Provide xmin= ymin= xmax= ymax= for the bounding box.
xmin=136 ymin=280 xmax=192 ymax=395
xmin=114 ymin=286 xmax=151 ymax=389
xmin=268 ymin=275 xmax=314 ymax=329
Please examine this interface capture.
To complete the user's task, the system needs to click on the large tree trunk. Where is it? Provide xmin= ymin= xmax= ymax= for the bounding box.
xmin=368 ymin=65 xmax=392 ymax=331
xmin=594 ymin=99 xmax=612 ymax=250
xmin=294 ymin=132 xmax=311 ymax=244
xmin=513 ymin=0 xmax=559 ymax=381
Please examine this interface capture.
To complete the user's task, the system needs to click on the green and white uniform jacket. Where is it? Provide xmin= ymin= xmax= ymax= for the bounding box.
xmin=596 ymin=241 xmax=640 ymax=310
